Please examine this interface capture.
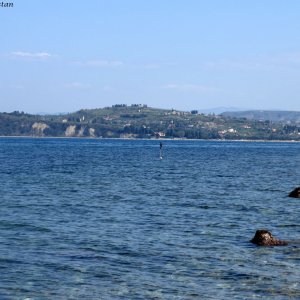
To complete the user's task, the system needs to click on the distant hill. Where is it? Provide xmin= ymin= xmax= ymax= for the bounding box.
xmin=1 ymin=105 xmax=300 ymax=140
xmin=198 ymin=107 xmax=242 ymax=115
xmin=221 ymin=110 xmax=300 ymax=123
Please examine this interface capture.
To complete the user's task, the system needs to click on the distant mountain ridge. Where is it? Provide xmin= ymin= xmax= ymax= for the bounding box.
xmin=221 ymin=110 xmax=300 ymax=123
xmin=197 ymin=107 xmax=242 ymax=115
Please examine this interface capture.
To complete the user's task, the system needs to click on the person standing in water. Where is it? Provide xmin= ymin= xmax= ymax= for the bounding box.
xmin=160 ymin=142 xmax=163 ymax=159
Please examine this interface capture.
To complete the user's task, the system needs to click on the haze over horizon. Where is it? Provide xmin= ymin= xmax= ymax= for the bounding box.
xmin=1 ymin=1 xmax=300 ymax=114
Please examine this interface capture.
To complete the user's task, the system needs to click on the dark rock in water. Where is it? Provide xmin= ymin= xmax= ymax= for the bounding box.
xmin=288 ymin=187 xmax=300 ymax=198
xmin=250 ymin=230 xmax=288 ymax=246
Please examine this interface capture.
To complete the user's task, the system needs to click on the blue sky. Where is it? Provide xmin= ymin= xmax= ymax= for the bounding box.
xmin=1 ymin=0 xmax=300 ymax=113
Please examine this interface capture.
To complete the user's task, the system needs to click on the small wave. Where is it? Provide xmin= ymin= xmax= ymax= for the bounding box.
xmin=0 ymin=257 xmax=27 ymax=265
xmin=0 ymin=220 xmax=52 ymax=233
xmin=278 ymin=224 xmax=300 ymax=228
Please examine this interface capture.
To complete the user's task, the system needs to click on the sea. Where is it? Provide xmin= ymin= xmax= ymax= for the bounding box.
xmin=0 ymin=138 xmax=299 ymax=299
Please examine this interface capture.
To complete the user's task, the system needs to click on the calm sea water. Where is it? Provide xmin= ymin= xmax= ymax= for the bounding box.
xmin=0 ymin=138 xmax=299 ymax=299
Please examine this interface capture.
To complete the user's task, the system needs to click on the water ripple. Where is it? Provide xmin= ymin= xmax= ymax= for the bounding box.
xmin=0 ymin=138 xmax=300 ymax=299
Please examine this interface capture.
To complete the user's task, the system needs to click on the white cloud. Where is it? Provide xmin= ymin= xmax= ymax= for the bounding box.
xmin=203 ymin=52 xmax=300 ymax=72
xmin=203 ymin=60 xmax=262 ymax=71
xmin=101 ymin=85 xmax=112 ymax=91
xmin=64 ymin=82 xmax=92 ymax=89
xmin=72 ymin=59 xmax=164 ymax=70
xmin=11 ymin=51 xmax=56 ymax=59
xmin=8 ymin=84 xmax=25 ymax=89
xmin=141 ymin=63 xmax=160 ymax=69
xmin=74 ymin=60 xmax=124 ymax=67
xmin=132 ymin=63 xmax=160 ymax=69
xmin=267 ymin=52 xmax=300 ymax=66
xmin=163 ymin=83 xmax=216 ymax=92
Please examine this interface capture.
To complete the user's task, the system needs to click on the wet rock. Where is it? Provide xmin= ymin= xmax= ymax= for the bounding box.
xmin=288 ymin=187 xmax=300 ymax=198
xmin=250 ymin=230 xmax=288 ymax=246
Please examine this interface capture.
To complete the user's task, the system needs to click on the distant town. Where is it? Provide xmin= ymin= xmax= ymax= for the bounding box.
xmin=1 ymin=104 xmax=300 ymax=140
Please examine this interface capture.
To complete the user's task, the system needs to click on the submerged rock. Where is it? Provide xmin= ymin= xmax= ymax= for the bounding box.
xmin=288 ymin=187 xmax=300 ymax=198
xmin=250 ymin=230 xmax=288 ymax=246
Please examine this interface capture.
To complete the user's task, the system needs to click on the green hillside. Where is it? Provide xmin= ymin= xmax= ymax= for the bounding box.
xmin=1 ymin=105 xmax=300 ymax=140
xmin=222 ymin=110 xmax=300 ymax=123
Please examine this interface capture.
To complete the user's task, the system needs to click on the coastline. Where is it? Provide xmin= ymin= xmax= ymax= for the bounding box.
xmin=0 ymin=135 xmax=299 ymax=143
